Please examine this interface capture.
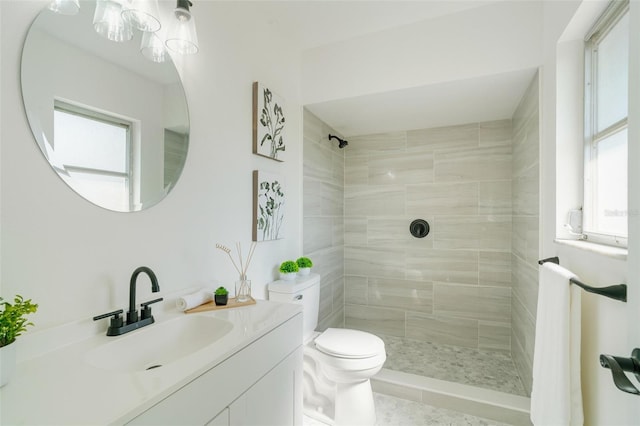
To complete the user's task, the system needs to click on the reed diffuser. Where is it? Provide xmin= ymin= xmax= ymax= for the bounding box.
xmin=216 ymin=242 xmax=257 ymax=302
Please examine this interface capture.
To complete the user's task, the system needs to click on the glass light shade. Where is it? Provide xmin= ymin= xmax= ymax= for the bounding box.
xmin=165 ymin=8 xmax=199 ymax=54
xmin=121 ymin=0 xmax=161 ymax=33
xmin=140 ymin=32 xmax=167 ymax=63
xmin=93 ymin=0 xmax=133 ymax=43
xmin=48 ymin=0 xmax=80 ymax=15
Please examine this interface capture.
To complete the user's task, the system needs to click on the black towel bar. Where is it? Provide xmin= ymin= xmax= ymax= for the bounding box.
xmin=538 ymin=257 xmax=627 ymax=303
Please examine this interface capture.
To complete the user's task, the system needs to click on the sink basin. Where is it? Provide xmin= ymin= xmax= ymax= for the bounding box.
xmin=85 ymin=315 xmax=234 ymax=373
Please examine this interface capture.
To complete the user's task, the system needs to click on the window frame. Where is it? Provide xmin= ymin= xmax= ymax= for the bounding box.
xmin=582 ymin=0 xmax=629 ymax=248
xmin=53 ymin=100 xmax=134 ymax=210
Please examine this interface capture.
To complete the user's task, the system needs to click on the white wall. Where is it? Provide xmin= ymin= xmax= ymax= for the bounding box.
xmin=541 ymin=1 xmax=640 ymax=424
xmin=0 ymin=1 xmax=303 ymax=331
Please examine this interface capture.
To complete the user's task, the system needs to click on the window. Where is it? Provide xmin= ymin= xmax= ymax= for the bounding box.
xmin=53 ymin=101 xmax=132 ymax=211
xmin=583 ymin=1 xmax=629 ymax=247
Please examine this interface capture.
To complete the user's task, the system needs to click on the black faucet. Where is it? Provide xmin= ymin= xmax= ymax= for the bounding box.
xmin=93 ymin=266 xmax=163 ymax=336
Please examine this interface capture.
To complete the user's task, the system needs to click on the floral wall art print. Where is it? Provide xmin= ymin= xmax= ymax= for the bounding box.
xmin=253 ymin=170 xmax=285 ymax=241
xmin=253 ymin=82 xmax=286 ymax=162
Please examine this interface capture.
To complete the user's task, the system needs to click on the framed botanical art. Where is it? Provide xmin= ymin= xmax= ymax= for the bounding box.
xmin=253 ymin=170 xmax=285 ymax=241
xmin=253 ymin=82 xmax=286 ymax=162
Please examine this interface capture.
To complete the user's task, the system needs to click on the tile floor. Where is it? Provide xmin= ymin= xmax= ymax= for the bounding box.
xmin=303 ymin=393 xmax=512 ymax=426
xmin=379 ymin=335 xmax=527 ymax=397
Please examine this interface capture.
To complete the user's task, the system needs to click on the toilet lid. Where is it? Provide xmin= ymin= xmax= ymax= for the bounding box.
xmin=314 ymin=328 xmax=385 ymax=359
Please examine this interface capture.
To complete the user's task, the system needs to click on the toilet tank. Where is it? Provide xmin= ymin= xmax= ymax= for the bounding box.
xmin=268 ymin=273 xmax=320 ymax=342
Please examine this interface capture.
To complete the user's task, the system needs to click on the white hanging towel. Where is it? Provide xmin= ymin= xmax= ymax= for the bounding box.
xmin=531 ymin=262 xmax=584 ymax=426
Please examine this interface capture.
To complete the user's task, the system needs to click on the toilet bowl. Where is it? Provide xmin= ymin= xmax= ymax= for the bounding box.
xmin=268 ymin=274 xmax=386 ymax=426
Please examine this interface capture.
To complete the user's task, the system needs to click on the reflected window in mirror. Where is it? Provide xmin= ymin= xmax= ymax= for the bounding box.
xmin=53 ymin=101 xmax=133 ymax=211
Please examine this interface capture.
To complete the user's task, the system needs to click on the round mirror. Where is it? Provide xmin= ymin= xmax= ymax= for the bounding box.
xmin=21 ymin=1 xmax=189 ymax=212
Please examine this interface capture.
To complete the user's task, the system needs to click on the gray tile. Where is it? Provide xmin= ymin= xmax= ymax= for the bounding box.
xmin=512 ymin=164 xmax=539 ymax=216
xmin=406 ymin=312 xmax=478 ymax=348
xmin=479 ymin=119 xmax=512 ymax=148
xmin=303 ymin=137 xmax=333 ymax=182
xmin=367 ymin=217 xmax=434 ymax=249
xmin=345 ymin=153 xmax=368 ymax=186
xmin=369 ymin=277 xmax=433 ymax=314
xmin=433 ymin=215 xmax=511 ymax=251
xmin=435 ymin=145 xmax=512 ymax=183
xmin=378 ymin=335 xmax=527 ymax=397
xmin=434 ymin=284 xmax=511 ymax=322
xmin=479 ymin=251 xmax=511 ymax=287
xmin=407 ymin=123 xmax=479 ymax=151
xmin=406 ymin=182 xmax=479 ymax=216
xmin=511 ymin=254 xmax=538 ymax=318
xmin=345 ymin=185 xmax=405 ymax=217
xmin=368 ymin=151 xmax=434 ymax=185
xmin=345 ymin=245 xmax=406 ymax=278
xmin=511 ymin=294 xmax=536 ymax=375
xmin=512 ymin=215 xmax=539 ymax=265
xmin=345 ymin=304 xmax=405 ymax=337
xmin=303 ymin=216 xmax=333 ymax=254
xmin=479 ymin=180 xmax=512 ymax=215
xmin=346 ymin=132 xmax=407 ymax=157
xmin=479 ymin=321 xmax=511 ymax=352
xmin=344 ymin=275 xmax=368 ymax=305
xmin=406 ymin=248 xmax=478 ymax=285
xmin=344 ymin=217 xmax=367 ymax=246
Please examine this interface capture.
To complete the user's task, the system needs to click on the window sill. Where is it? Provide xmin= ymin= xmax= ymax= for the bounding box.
xmin=554 ymin=238 xmax=628 ymax=261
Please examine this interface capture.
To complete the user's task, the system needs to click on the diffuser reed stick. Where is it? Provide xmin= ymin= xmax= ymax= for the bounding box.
xmin=216 ymin=242 xmax=257 ymax=279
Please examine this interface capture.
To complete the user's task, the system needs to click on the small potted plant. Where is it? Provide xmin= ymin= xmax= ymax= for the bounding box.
xmin=214 ymin=287 xmax=229 ymax=306
xmin=279 ymin=260 xmax=299 ymax=281
xmin=1 ymin=295 xmax=38 ymax=387
xmin=296 ymin=257 xmax=313 ymax=276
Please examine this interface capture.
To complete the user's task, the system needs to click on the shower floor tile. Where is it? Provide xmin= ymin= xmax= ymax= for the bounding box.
xmin=379 ymin=335 xmax=527 ymax=397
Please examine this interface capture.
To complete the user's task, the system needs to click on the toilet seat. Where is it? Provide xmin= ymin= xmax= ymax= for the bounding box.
xmin=315 ymin=328 xmax=385 ymax=359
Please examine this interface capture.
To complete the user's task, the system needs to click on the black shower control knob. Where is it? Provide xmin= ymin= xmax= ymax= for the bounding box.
xmin=410 ymin=219 xmax=430 ymax=238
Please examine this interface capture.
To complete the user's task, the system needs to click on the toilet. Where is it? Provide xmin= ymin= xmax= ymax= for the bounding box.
xmin=268 ymin=273 xmax=386 ymax=426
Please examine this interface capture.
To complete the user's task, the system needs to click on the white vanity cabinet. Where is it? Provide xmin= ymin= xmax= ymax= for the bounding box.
xmin=127 ymin=313 xmax=303 ymax=426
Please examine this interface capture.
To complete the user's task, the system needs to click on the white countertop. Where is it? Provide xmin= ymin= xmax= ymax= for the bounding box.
xmin=0 ymin=300 xmax=302 ymax=425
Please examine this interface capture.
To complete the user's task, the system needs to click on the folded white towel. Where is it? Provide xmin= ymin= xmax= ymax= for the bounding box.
xmin=176 ymin=289 xmax=214 ymax=311
xmin=531 ymin=262 xmax=583 ymax=426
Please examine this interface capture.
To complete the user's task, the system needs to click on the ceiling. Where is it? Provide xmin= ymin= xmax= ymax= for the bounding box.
xmin=249 ymin=0 xmax=541 ymax=137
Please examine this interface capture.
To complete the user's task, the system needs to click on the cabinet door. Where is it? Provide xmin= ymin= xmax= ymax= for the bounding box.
xmin=205 ymin=408 xmax=229 ymax=426
xmin=230 ymin=348 xmax=303 ymax=426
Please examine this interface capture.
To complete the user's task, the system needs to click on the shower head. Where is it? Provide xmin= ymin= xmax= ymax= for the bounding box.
xmin=328 ymin=134 xmax=348 ymax=149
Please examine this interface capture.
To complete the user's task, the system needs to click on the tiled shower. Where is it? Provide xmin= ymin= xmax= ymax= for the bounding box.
xmin=303 ymin=73 xmax=539 ymax=397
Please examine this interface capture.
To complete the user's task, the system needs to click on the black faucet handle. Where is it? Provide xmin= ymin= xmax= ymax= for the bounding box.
xmin=141 ymin=297 xmax=163 ymax=320
xmin=93 ymin=309 xmax=124 ymax=321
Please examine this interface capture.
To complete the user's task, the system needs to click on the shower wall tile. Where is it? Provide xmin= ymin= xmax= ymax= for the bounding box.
xmin=510 ymin=73 xmax=539 ymax=396
xmin=406 ymin=312 xmax=479 ymax=348
xmin=345 ymin=245 xmax=406 ymax=278
xmin=479 ymin=180 xmax=512 ymax=215
xmin=368 ymin=217 xmax=433 ymax=249
xmin=479 ymin=120 xmax=512 ymax=147
xmin=346 ymin=132 xmax=407 ymax=157
xmin=435 ymin=145 xmax=512 ymax=183
xmin=345 ymin=304 xmax=405 ymax=337
xmin=406 ymin=182 xmax=479 ymax=216
xmin=406 ymin=248 xmax=478 ymax=285
xmin=343 ymin=118 xmax=517 ymax=353
xmin=345 ymin=185 xmax=405 ymax=217
xmin=368 ymin=151 xmax=434 ymax=185
xmin=478 ymin=321 xmax=511 ymax=352
xmin=368 ymin=277 xmax=433 ymax=314
xmin=345 ymin=275 xmax=368 ymax=305
xmin=407 ymin=123 xmax=478 ymax=151
xmin=303 ymin=109 xmax=345 ymax=329
xmin=434 ymin=284 xmax=511 ymax=322
xmin=345 ymin=153 xmax=369 ymax=186
xmin=433 ymin=215 xmax=511 ymax=251
xmin=344 ymin=217 xmax=367 ymax=245
xmin=479 ymin=251 xmax=511 ymax=287
xmin=303 ymin=216 xmax=333 ymax=254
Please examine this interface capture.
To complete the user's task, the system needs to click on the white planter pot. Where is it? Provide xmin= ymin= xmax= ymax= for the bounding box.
xmin=0 ymin=342 xmax=16 ymax=387
xmin=298 ymin=267 xmax=311 ymax=276
xmin=280 ymin=272 xmax=297 ymax=281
